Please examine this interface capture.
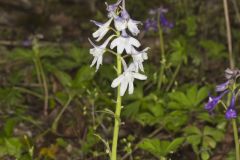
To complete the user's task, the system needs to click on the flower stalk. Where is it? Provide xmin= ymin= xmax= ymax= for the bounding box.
xmin=157 ymin=11 xmax=166 ymax=90
xmin=32 ymin=37 xmax=49 ymax=116
xmin=89 ymin=0 xmax=148 ymax=159
xmin=223 ymin=0 xmax=239 ymax=159
xmin=111 ymin=54 xmax=122 ymax=160
xmin=232 ymin=119 xmax=240 ymax=160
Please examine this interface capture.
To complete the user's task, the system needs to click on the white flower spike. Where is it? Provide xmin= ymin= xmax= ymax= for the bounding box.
xmin=91 ymin=18 xmax=113 ymax=42
xmin=111 ymin=61 xmax=147 ymax=96
xmin=90 ymin=0 xmax=148 ymax=96
xmin=110 ymin=30 xmax=140 ymax=54
xmin=89 ymin=36 xmax=113 ymax=71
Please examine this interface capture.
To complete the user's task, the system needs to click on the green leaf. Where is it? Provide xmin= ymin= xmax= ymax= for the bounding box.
xmin=186 ymin=86 xmax=197 ymax=106
xmin=53 ymin=70 xmax=72 ymax=87
xmin=196 ymin=87 xmax=209 ymax=105
xmin=81 ymin=128 xmax=99 ymax=154
xmin=4 ymin=119 xmax=17 ymax=137
xmin=203 ymin=136 xmax=216 ymax=148
xmin=203 ymin=126 xmax=224 ymax=142
xmin=4 ymin=138 xmax=22 ymax=158
xmin=201 ymin=151 xmax=210 ymax=160
xmin=138 ymin=138 xmax=163 ymax=158
xmin=166 ymin=137 xmax=184 ymax=153
xmin=72 ymin=66 xmax=95 ymax=88
xmin=169 ymin=40 xmax=185 ymax=66
xmin=136 ymin=113 xmax=156 ymax=126
xmin=186 ymin=135 xmax=201 ymax=146
xmin=184 ymin=16 xmax=197 ymax=36
xmin=122 ymin=101 xmax=141 ymax=118
xmin=184 ymin=126 xmax=202 ymax=135
xmin=8 ymin=49 xmax=33 ymax=61
xmin=149 ymin=103 xmax=164 ymax=117
xmin=164 ymin=111 xmax=188 ymax=131
xmin=199 ymin=40 xmax=226 ymax=59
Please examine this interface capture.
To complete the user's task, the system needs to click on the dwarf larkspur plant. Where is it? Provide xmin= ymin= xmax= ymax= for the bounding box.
xmin=89 ymin=0 xmax=148 ymax=159
xmin=205 ymin=68 xmax=240 ymax=159
xmin=205 ymin=68 xmax=239 ymax=119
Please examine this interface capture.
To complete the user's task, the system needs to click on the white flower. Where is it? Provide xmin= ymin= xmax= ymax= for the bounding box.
xmin=110 ymin=30 xmax=140 ymax=54
xmin=131 ymin=47 xmax=149 ymax=72
xmin=111 ymin=61 xmax=147 ymax=96
xmin=91 ymin=18 xmax=113 ymax=42
xmin=105 ymin=0 xmax=122 ymax=18
xmin=114 ymin=10 xmax=141 ymax=35
xmin=88 ymin=36 xmax=113 ymax=70
xmin=128 ymin=19 xmax=141 ymax=36
xmin=114 ymin=16 xmax=128 ymax=31
xmin=122 ymin=10 xmax=141 ymax=35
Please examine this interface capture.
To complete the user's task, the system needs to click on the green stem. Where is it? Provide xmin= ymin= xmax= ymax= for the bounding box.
xmin=157 ymin=12 xmax=166 ymax=90
xmin=33 ymin=38 xmax=49 ymax=116
xmin=160 ymin=156 xmax=166 ymax=160
xmin=223 ymin=0 xmax=234 ymax=69
xmin=111 ymin=54 xmax=122 ymax=160
xmin=33 ymin=59 xmax=42 ymax=85
xmin=166 ymin=62 xmax=182 ymax=92
xmin=232 ymin=119 xmax=240 ymax=160
xmin=36 ymin=56 xmax=49 ymax=116
xmin=52 ymin=95 xmax=73 ymax=133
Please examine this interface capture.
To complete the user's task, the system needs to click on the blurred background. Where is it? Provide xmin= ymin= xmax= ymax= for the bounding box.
xmin=0 ymin=0 xmax=239 ymax=159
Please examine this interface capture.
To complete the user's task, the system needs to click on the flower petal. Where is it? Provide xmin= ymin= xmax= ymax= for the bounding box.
xmin=128 ymin=19 xmax=140 ymax=35
xmin=132 ymin=73 xmax=147 ymax=80
xmin=128 ymin=81 xmax=134 ymax=94
xmin=120 ymin=80 xmax=128 ymax=96
xmin=129 ymin=37 xmax=141 ymax=48
xmin=111 ymin=75 xmax=124 ymax=88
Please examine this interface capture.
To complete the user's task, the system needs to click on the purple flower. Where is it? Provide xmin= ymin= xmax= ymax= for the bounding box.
xmin=105 ymin=0 xmax=122 ymax=12
xmin=160 ymin=14 xmax=173 ymax=29
xmin=22 ymin=40 xmax=32 ymax=47
xmin=145 ymin=7 xmax=173 ymax=32
xmin=205 ymin=90 xmax=228 ymax=112
xmin=144 ymin=19 xmax=158 ymax=31
xmin=216 ymin=81 xmax=229 ymax=92
xmin=225 ymin=94 xmax=237 ymax=120
xmin=105 ymin=0 xmax=122 ymax=18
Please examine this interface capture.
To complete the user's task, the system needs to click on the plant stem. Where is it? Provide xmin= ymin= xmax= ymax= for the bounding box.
xmin=232 ymin=119 xmax=240 ymax=160
xmin=52 ymin=95 xmax=73 ymax=133
xmin=166 ymin=62 xmax=182 ymax=92
xmin=223 ymin=0 xmax=234 ymax=69
xmin=223 ymin=1 xmax=239 ymax=159
xmin=36 ymin=56 xmax=49 ymax=116
xmin=157 ymin=12 xmax=166 ymax=90
xmin=111 ymin=54 xmax=122 ymax=160
xmin=33 ymin=38 xmax=49 ymax=116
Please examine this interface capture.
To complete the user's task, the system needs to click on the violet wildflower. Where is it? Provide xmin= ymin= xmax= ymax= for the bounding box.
xmin=160 ymin=14 xmax=174 ymax=29
xmin=216 ymin=80 xmax=229 ymax=92
xmin=144 ymin=19 xmax=158 ymax=31
xmin=205 ymin=69 xmax=240 ymax=120
xmin=225 ymin=94 xmax=237 ymax=119
xmin=144 ymin=6 xmax=173 ymax=32
xmin=205 ymin=90 xmax=228 ymax=112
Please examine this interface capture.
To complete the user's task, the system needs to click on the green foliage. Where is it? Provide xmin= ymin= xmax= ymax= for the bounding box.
xmin=167 ymin=85 xmax=209 ymax=110
xmin=199 ymin=40 xmax=226 ymax=59
xmin=139 ymin=137 xmax=185 ymax=158
xmin=184 ymin=125 xmax=225 ymax=159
